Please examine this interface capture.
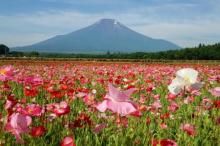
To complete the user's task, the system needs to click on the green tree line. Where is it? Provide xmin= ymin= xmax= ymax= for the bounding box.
xmin=8 ymin=42 xmax=220 ymax=60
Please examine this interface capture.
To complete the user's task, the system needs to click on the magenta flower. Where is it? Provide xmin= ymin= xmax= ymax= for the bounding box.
xmin=96 ymin=83 xmax=137 ymax=116
xmin=0 ymin=65 xmax=14 ymax=81
xmin=209 ymin=87 xmax=220 ymax=97
xmin=23 ymin=76 xmax=43 ymax=86
xmin=23 ymin=104 xmax=44 ymax=117
xmin=5 ymin=113 xmax=32 ymax=143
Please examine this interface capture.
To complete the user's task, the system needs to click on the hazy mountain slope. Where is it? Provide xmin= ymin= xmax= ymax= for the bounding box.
xmin=13 ymin=19 xmax=181 ymax=53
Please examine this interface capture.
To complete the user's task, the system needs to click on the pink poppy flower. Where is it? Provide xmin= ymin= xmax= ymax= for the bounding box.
xmin=5 ymin=113 xmax=32 ymax=143
xmin=61 ymin=136 xmax=76 ymax=146
xmin=168 ymin=101 xmax=179 ymax=112
xmin=209 ymin=87 xmax=220 ymax=97
xmin=96 ymin=83 xmax=137 ymax=116
xmin=23 ymin=76 xmax=43 ymax=86
xmin=151 ymin=100 xmax=162 ymax=110
xmin=0 ymin=65 xmax=14 ymax=81
xmin=23 ymin=104 xmax=44 ymax=117
xmin=160 ymin=123 xmax=168 ymax=129
xmin=180 ymin=123 xmax=196 ymax=136
xmin=153 ymin=94 xmax=160 ymax=100
xmin=53 ymin=101 xmax=70 ymax=116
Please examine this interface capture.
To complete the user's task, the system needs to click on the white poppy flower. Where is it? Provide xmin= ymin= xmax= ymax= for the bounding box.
xmin=168 ymin=68 xmax=202 ymax=95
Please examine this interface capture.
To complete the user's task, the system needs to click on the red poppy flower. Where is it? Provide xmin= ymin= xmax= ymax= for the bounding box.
xmin=30 ymin=126 xmax=46 ymax=137
xmin=24 ymin=87 xmax=38 ymax=97
xmin=213 ymin=100 xmax=220 ymax=108
xmin=69 ymin=113 xmax=92 ymax=128
xmin=160 ymin=113 xmax=170 ymax=120
xmin=167 ymin=93 xmax=177 ymax=100
xmin=53 ymin=101 xmax=70 ymax=116
xmin=152 ymin=139 xmax=177 ymax=146
xmin=50 ymin=90 xmax=63 ymax=99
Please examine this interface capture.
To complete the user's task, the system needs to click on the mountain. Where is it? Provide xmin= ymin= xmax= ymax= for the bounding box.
xmin=13 ymin=19 xmax=181 ymax=53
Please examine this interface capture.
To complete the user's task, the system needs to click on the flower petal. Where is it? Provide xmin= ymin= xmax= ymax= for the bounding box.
xmin=176 ymin=68 xmax=198 ymax=84
xmin=96 ymin=100 xmax=108 ymax=112
xmin=106 ymin=100 xmax=137 ymax=116
xmin=191 ymin=82 xmax=203 ymax=90
xmin=168 ymin=83 xmax=182 ymax=95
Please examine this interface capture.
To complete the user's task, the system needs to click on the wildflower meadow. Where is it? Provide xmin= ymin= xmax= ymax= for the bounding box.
xmin=0 ymin=61 xmax=219 ymax=146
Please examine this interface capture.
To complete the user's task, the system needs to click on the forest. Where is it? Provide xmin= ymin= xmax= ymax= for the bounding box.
xmin=7 ymin=43 xmax=220 ymax=60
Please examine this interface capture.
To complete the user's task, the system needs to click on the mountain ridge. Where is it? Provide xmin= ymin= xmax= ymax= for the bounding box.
xmin=13 ymin=18 xmax=181 ymax=53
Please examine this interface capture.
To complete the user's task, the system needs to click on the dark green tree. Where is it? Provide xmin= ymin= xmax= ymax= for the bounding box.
xmin=0 ymin=44 xmax=10 ymax=55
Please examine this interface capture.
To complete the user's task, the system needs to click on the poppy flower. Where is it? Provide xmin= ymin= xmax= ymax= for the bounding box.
xmin=180 ymin=123 xmax=196 ymax=136
xmin=50 ymin=90 xmax=63 ymax=99
xmin=30 ymin=125 xmax=46 ymax=137
xmin=69 ymin=113 xmax=92 ymax=128
xmin=5 ymin=113 xmax=32 ymax=143
xmin=61 ymin=136 xmax=76 ymax=146
xmin=209 ymin=87 xmax=220 ymax=97
xmin=167 ymin=93 xmax=177 ymax=100
xmin=168 ymin=68 xmax=202 ymax=95
xmin=53 ymin=101 xmax=70 ymax=116
xmin=24 ymin=87 xmax=39 ymax=97
xmin=96 ymin=83 xmax=138 ymax=116
xmin=151 ymin=100 xmax=162 ymax=110
xmin=160 ymin=113 xmax=170 ymax=120
xmin=168 ymin=101 xmax=179 ymax=112
xmin=160 ymin=123 xmax=168 ymax=129
xmin=23 ymin=76 xmax=43 ymax=86
xmin=0 ymin=65 xmax=14 ymax=81
xmin=23 ymin=104 xmax=44 ymax=117
xmin=152 ymin=139 xmax=177 ymax=146
xmin=213 ymin=100 xmax=220 ymax=108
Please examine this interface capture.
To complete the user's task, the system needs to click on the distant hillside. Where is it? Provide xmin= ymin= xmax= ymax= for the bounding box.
xmin=142 ymin=43 xmax=220 ymax=60
xmin=10 ymin=43 xmax=220 ymax=60
xmin=13 ymin=18 xmax=181 ymax=53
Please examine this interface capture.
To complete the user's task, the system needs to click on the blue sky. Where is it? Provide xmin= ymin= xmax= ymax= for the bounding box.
xmin=0 ymin=0 xmax=219 ymax=47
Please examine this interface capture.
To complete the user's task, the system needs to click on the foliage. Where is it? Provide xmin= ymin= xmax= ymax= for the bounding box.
xmin=0 ymin=44 xmax=10 ymax=55
xmin=8 ymin=43 xmax=220 ymax=60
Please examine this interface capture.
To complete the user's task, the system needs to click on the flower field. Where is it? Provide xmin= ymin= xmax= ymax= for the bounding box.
xmin=0 ymin=61 xmax=219 ymax=146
